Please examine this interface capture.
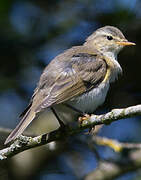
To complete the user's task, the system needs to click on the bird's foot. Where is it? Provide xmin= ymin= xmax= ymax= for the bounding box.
xmin=78 ymin=113 xmax=91 ymax=124
xmin=78 ymin=114 xmax=97 ymax=135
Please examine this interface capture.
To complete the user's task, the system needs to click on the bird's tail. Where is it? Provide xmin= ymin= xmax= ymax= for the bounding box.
xmin=4 ymin=110 xmax=35 ymax=145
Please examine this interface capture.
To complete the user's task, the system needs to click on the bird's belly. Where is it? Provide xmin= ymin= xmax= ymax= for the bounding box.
xmin=29 ymin=82 xmax=110 ymax=133
xmin=69 ymin=82 xmax=110 ymax=113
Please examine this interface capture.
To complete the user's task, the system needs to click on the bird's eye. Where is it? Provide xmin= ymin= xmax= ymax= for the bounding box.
xmin=107 ymin=36 xmax=113 ymax=40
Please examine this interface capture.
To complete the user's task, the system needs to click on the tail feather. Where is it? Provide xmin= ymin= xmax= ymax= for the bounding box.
xmin=4 ymin=110 xmax=35 ymax=145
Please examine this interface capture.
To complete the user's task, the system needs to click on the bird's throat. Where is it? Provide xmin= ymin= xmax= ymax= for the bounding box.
xmin=103 ymin=52 xmax=122 ymax=83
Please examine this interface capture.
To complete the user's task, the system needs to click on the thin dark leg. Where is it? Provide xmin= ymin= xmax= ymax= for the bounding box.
xmin=51 ymin=107 xmax=66 ymax=127
xmin=64 ymin=103 xmax=84 ymax=115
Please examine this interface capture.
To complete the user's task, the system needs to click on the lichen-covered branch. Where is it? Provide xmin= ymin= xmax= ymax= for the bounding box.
xmin=0 ymin=104 xmax=141 ymax=160
xmin=80 ymin=104 xmax=141 ymax=126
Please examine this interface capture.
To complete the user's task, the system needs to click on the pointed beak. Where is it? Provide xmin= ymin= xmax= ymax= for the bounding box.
xmin=116 ymin=41 xmax=136 ymax=46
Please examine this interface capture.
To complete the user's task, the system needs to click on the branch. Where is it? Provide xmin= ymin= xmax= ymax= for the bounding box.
xmin=93 ymin=136 xmax=141 ymax=152
xmin=80 ymin=104 xmax=141 ymax=126
xmin=85 ymin=149 xmax=141 ymax=180
xmin=0 ymin=104 xmax=141 ymax=160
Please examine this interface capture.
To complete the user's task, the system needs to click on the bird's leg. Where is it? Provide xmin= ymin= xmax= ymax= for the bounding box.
xmin=78 ymin=113 xmax=94 ymax=134
xmin=52 ymin=105 xmax=94 ymax=134
xmin=64 ymin=104 xmax=92 ymax=127
xmin=51 ymin=107 xmax=66 ymax=128
xmin=64 ymin=103 xmax=84 ymax=115
xmin=78 ymin=114 xmax=91 ymax=124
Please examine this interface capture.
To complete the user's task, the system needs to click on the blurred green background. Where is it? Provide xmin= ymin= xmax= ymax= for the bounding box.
xmin=0 ymin=0 xmax=141 ymax=180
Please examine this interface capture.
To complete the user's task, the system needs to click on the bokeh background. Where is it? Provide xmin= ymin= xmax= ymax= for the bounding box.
xmin=0 ymin=0 xmax=141 ymax=180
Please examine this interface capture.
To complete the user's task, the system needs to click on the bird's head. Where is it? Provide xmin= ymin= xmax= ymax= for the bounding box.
xmin=84 ymin=26 xmax=135 ymax=57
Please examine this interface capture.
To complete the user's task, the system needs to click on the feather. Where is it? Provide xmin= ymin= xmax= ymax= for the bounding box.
xmin=4 ymin=110 xmax=35 ymax=144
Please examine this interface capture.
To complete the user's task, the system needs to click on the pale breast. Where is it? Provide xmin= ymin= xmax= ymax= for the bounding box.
xmin=68 ymin=81 xmax=110 ymax=113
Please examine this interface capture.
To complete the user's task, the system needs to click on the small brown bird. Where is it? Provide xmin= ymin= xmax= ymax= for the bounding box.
xmin=5 ymin=26 xmax=135 ymax=145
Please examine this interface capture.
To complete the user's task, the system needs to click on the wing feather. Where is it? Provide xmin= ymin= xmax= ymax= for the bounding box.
xmin=35 ymin=53 xmax=107 ymax=112
xmin=35 ymin=67 xmax=86 ymax=112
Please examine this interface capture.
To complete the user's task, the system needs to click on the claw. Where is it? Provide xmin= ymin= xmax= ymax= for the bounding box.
xmin=78 ymin=114 xmax=91 ymax=124
xmin=89 ymin=126 xmax=95 ymax=134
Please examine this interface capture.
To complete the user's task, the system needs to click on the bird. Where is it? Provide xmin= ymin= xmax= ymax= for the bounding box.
xmin=4 ymin=26 xmax=135 ymax=145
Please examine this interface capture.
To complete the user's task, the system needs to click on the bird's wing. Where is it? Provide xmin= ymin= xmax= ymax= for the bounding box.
xmin=35 ymin=66 xmax=86 ymax=112
xmin=35 ymin=53 xmax=107 ymax=113
xmin=4 ymin=52 xmax=107 ymax=144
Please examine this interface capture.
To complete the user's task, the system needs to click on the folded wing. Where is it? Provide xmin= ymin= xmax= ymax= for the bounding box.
xmin=5 ymin=52 xmax=107 ymax=144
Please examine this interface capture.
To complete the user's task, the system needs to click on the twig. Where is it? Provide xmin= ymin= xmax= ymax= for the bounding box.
xmin=92 ymin=136 xmax=141 ymax=152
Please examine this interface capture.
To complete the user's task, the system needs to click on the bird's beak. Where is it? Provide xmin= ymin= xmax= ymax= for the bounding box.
xmin=116 ymin=41 xmax=136 ymax=46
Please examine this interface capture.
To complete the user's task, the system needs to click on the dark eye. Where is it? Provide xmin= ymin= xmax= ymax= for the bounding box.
xmin=107 ymin=36 xmax=113 ymax=40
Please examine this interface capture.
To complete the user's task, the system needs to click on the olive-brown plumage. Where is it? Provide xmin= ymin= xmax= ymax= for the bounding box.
xmin=5 ymin=26 xmax=135 ymax=145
